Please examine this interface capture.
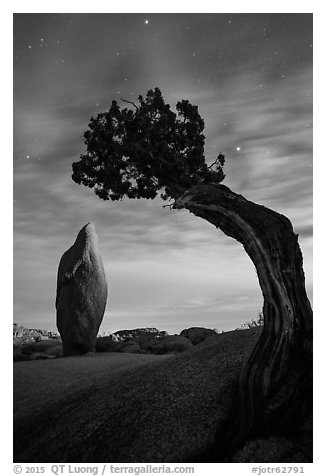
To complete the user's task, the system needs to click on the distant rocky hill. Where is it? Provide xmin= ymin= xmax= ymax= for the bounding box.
xmin=111 ymin=327 xmax=168 ymax=341
xmin=13 ymin=324 xmax=60 ymax=343
xmin=13 ymin=324 xmax=168 ymax=348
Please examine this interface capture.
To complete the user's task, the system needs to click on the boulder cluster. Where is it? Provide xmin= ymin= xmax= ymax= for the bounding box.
xmin=14 ymin=326 xmax=219 ymax=361
xmin=13 ymin=324 xmax=59 ymax=344
xmin=96 ymin=326 xmax=219 ymax=354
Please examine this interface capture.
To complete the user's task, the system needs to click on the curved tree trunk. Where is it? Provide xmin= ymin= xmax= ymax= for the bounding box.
xmin=174 ymin=183 xmax=312 ymax=449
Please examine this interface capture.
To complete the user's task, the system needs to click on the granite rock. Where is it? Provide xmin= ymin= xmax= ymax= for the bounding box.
xmin=56 ymin=222 xmax=108 ymax=356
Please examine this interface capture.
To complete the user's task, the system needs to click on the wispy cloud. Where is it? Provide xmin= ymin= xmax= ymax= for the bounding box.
xmin=13 ymin=14 xmax=312 ymax=332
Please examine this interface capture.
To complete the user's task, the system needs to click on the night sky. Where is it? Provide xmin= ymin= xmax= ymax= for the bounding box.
xmin=13 ymin=13 xmax=313 ymax=334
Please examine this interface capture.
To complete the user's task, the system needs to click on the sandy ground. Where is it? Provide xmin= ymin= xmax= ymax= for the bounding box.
xmin=14 ymin=352 xmax=173 ymax=422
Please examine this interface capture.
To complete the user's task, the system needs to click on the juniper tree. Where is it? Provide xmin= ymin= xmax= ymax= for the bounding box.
xmin=72 ymin=88 xmax=225 ymax=203
xmin=72 ymin=88 xmax=312 ymax=459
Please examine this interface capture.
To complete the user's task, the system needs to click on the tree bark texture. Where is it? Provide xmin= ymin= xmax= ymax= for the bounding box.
xmin=174 ymin=183 xmax=312 ymax=445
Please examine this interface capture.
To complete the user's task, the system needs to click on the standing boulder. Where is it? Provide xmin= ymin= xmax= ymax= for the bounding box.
xmin=56 ymin=222 xmax=108 ymax=356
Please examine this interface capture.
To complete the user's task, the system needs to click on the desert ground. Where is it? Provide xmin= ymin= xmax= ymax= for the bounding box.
xmin=13 ymin=327 xmax=311 ymax=463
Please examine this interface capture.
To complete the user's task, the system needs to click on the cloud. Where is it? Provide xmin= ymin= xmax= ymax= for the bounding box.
xmin=13 ymin=14 xmax=312 ymax=333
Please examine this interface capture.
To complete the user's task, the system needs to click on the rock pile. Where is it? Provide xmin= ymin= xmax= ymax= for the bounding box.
xmin=96 ymin=326 xmax=217 ymax=354
xmin=111 ymin=327 xmax=168 ymax=341
xmin=13 ymin=324 xmax=60 ymax=344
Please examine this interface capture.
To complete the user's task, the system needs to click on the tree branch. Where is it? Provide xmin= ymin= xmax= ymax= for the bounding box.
xmin=162 ymin=201 xmax=175 ymax=209
xmin=121 ymin=98 xmax=139 ymax=112
xmin=208 ymin=159 xmax=218 ymax=169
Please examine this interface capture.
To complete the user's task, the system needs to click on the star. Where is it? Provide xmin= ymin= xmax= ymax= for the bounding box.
xmin=145 ymin=19 xmax=149 ymax=25
xmin=236 ymin=147 xmax=241 ymax=152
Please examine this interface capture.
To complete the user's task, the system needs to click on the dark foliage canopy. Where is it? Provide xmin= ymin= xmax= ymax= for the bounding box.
xmin=72 ymin=88 xmax=225 ymax=202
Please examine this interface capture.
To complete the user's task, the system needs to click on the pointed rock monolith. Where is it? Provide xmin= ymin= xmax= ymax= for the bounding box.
xmin=56 ymin=222 xmax=108 ymax=355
